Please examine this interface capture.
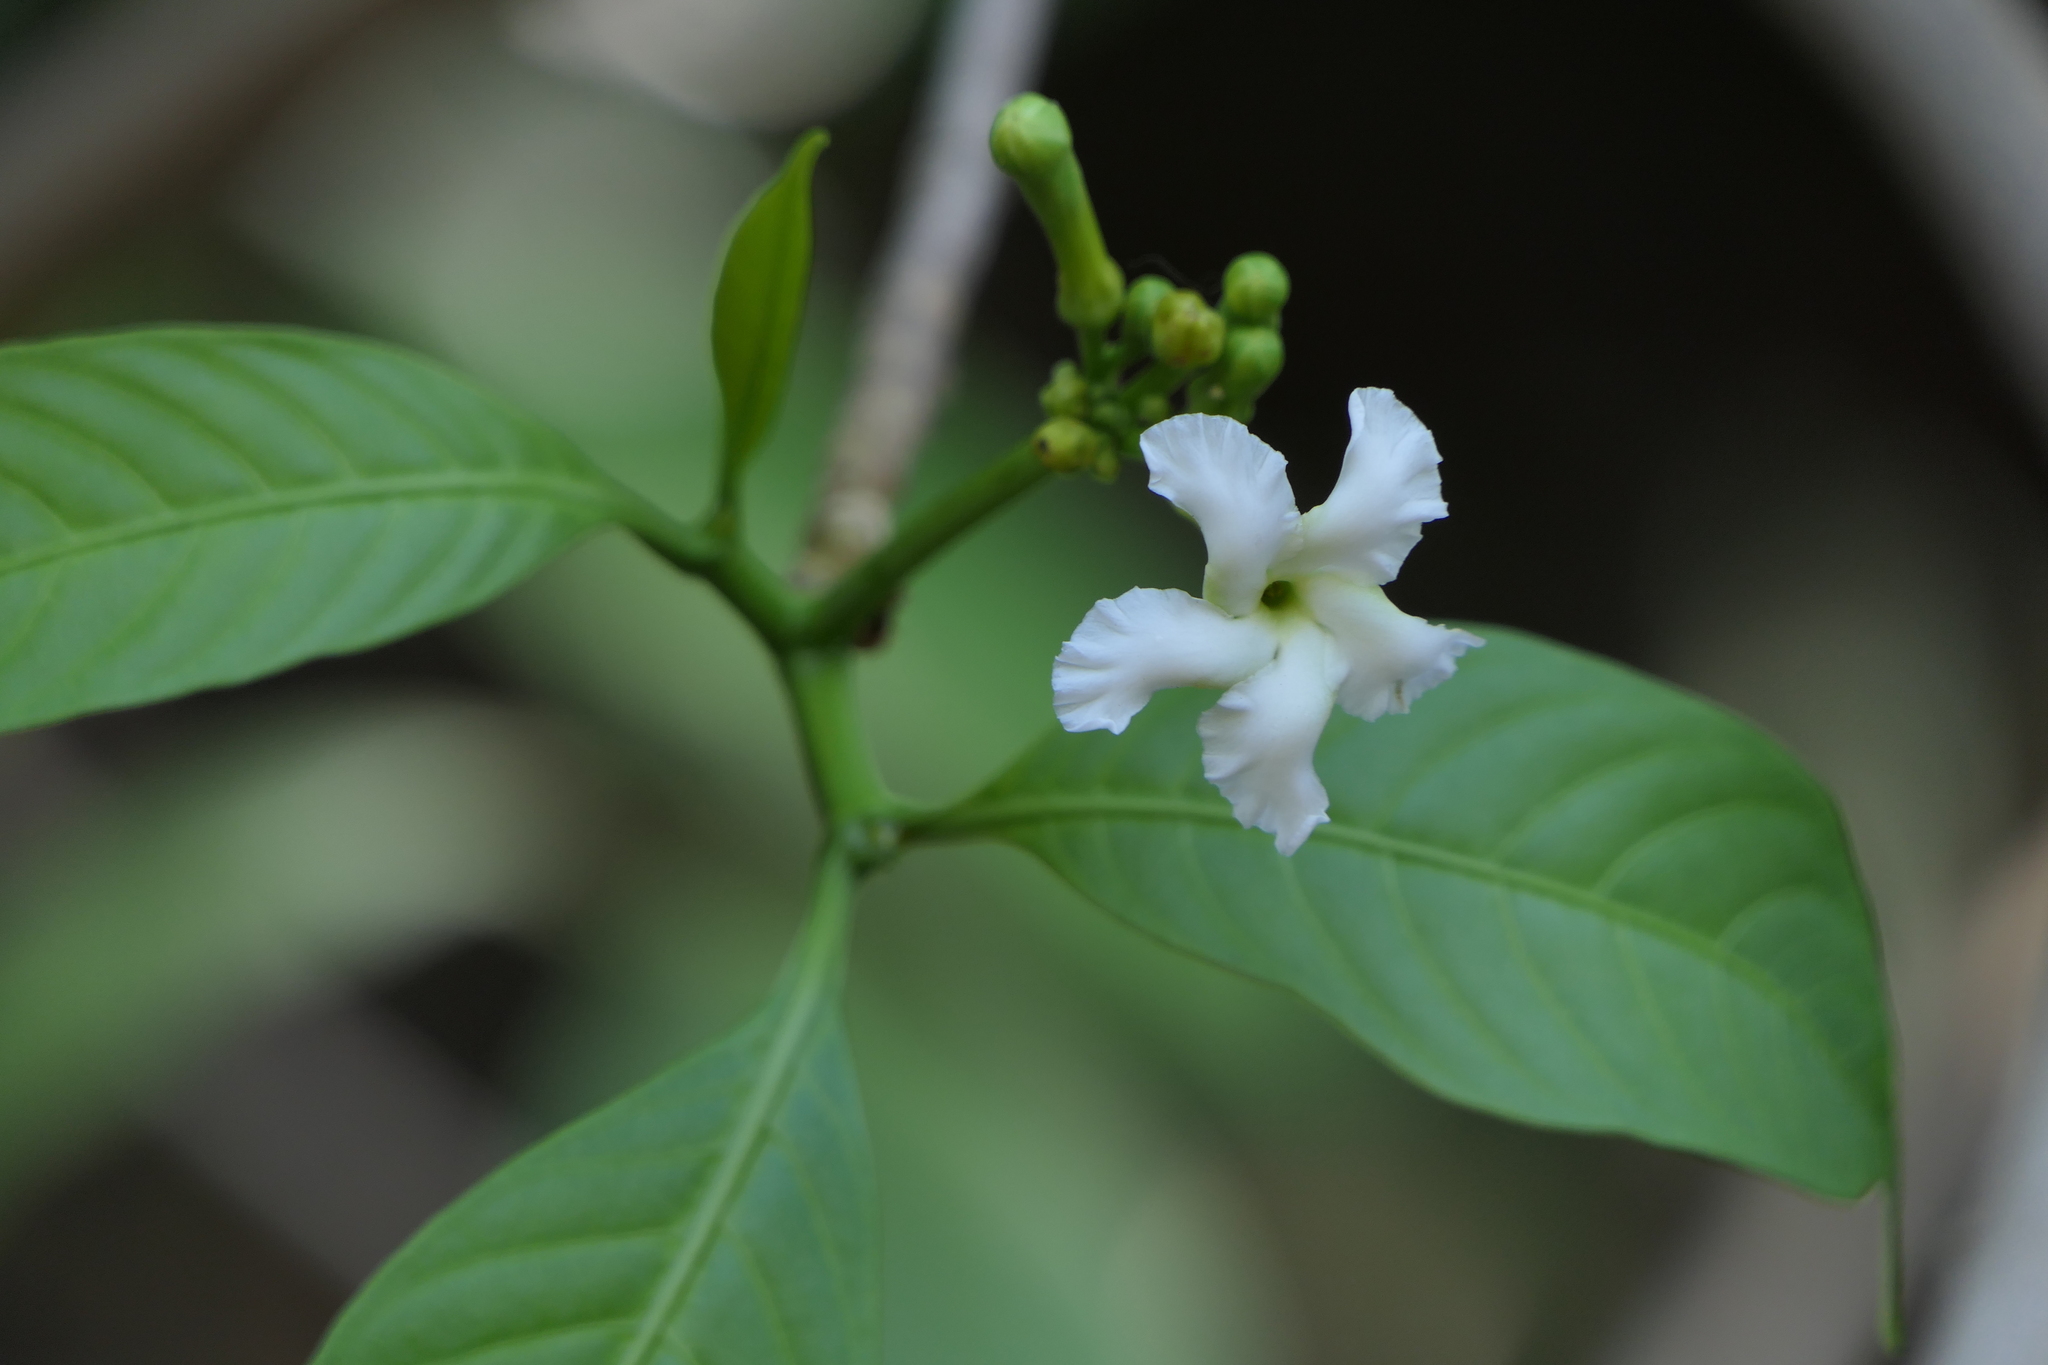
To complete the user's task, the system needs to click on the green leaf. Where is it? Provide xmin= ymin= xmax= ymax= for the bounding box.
xmin=312 ymin=855 xmax=875 ymax=1365
xmin=921 ymin=626 xmax=1894 ymax=1200
xmin=712 ymin=130 xmax=827 ymax=480
xmin=0 ymin=326 xmax=631 ymax=733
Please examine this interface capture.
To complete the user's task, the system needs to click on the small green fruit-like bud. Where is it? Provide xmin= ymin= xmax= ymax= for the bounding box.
xmin=989 ymin=94 xmax=1072 ymax=178
xmin=1219 ymin=326 xmax=1285 ymax=405
xmin=1032 ymin=417 xmax=1103 ymax=473
xmin=1121 ymin=275 xmax=1174 ymax=350
xmin=990 ymin=93 xmax=1124 ymax=330
xmin=1089 ymin=396 xmax=1130 ymax=433
xmin=1151 ymin=290 xmax=1225 ymax=369
xmin=1222 ymin=252 xmax=1290 ymax=325
xmin=1132 ymin=392 xmax=1169 ymax=428
xmin=1038 ymin=360 xmax=1088 ymax=419
xmin=1090 ymin=447 xmax=1121 ymax=482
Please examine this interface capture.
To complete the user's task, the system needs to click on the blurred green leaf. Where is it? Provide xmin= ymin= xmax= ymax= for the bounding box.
xmin=923 ymin=627 xmax=1894 ymax=1201
xmin=312 ymin=918 xmax=876 ymax=1365
xmin=713 ymin=131 xmax=827 ymax=481
xmin=0 ymin=326 xmax=633 ymax=733
xmin=0 ymin=700 xmax=600 ymax=1206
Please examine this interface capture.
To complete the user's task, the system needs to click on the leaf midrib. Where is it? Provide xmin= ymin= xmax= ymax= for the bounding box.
xmin=919 ymin=789 xmax=1876 ymax=1119
xmin=0 ymin=469 xmax=628 ymax=577
xmin=615 ymin=856 xmax=852 ymax=1365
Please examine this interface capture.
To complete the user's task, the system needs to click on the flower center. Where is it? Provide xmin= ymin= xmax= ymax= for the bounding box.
xmin=1260 ymin=579 xmax=1296 ymax=610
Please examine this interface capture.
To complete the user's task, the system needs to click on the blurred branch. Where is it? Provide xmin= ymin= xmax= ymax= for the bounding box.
xmin=1909 ymin=814 xmax=2048 ymax=1363
xmin=1758 ymin=0 xmax=2048 ymax=443
xmin=0 ymin=0 xmax=412 ymax=320
xmin=794 ymin=0 xmax=1057 ymax=587
xmin=1920 ymin=998 xmax=2048 ymax=1363
xmin=1742 ymin=2 xmax=2048 ymax=1359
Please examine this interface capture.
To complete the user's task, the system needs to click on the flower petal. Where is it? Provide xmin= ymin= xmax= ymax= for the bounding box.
xmin=1301 ymin=575 xmax=1483 ymax=721
xmin=1140 ymin=414 xmax=1301 ymax=616
xmin=1278 ymin=387 xmax=1448 ymax=585
xmin=1196 ymin=621 xmax=1346 ymax=855
xmin=1054 ymin=587 xmax=1279 ymax=734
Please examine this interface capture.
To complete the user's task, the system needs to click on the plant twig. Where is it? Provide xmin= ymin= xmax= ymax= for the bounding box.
xmin=1731 ymin=2 xmax=2048 ymax=1356
xmin=793 ymin=0 xmax=1057 ymax=587
xmin=797 ymin=437 xmax=1045 ymax=644
xmin=623 ymin=500 xmax=806 ymax=644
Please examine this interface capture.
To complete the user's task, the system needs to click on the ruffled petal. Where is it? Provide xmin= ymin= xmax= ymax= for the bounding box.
xmin=1301 ymin=575 xmax=1483 ymax=721
xmin=1054 ymin=587 xmax=1280 ymax=734
xmin=1196 ymin=620 xmax=1346 ymax=855
xmin=1278 ymin=387 xmax=1448 ymax=585
xmin=1140 ymin=414 xmax=1301 ymax=616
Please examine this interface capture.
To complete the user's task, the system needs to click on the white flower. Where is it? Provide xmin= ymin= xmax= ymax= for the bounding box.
xmin=1053 ymin=388 xmax=1482 ymax=855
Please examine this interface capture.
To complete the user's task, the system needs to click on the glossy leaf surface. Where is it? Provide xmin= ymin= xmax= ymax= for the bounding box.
xmin=926 ymin=627 xmax=1893 ymax=1199
xmin=0 ymin=327 xmax=631 ymax=733
xmin=314 ymin=993 xmax=873 ymax=1365
xmin=712 ymin=130 xmax=827 ymax=474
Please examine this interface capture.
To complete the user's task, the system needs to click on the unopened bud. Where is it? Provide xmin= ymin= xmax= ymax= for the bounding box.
xmin=1131 ymin=392 xmax=1169 ymax=428
xmin=1218 ymin=326 xmax=1285 ymax=407
xmin=1222 ymin=252 xmax=1290 ymax=325
xmin=989 ymin=93 xmax=1071 ymax=178
xmin=1090 ymin=447 xmax=1122 ymax=482
xmin=1032 ymin=417 xmax=1104 ymax=473
xmin=1038 ymin=360 xmax=1088 ymax=419
xmin=990 ymin=94 xmax=1124 ymax=330
xmin=1121 ymin=275 xmax=1174 ymax=351
xmin=1150 ymin=290 xmax=1225 ymax=369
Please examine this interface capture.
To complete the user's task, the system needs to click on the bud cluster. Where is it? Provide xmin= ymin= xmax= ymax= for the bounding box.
xmin=992 ymin=94 xmax=1290 ymax=477
xmin=990 ymin=95 xmax=1125 ymax=331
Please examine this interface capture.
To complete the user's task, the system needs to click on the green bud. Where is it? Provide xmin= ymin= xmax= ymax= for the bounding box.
xmin=1089 ymin=397 xmax=1130 ymax=433
xmin=1121 ymin=275 xmax=1175 ymax=351
xmin=1221 ymin=252 xmax=1290 ymax=325
xmin=1038 ymin=360 xmax=1088 ymax=419
xmin=1089 ymin=447 xmax=1122 ymax=482
xmin=990 ymin=94 xmax=1125 ymax=330
xmin=1132 ymin=392 xmax=1169 ymax=428
xmin=1032 ymin=416 xmax=1104 ymax=473
xmin=989 ymin=93 xmax=1072 ymax=178
xmin=1150 ymin=289 xmax=1225 ymax=369
xmin=1218 ymin=326 xmax=1284 ymax=407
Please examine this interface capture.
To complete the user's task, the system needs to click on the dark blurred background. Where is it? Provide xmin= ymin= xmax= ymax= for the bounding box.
xmin=0 ymin=1 xmax=2044 ymax=1362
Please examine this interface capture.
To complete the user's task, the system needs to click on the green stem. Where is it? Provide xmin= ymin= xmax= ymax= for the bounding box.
xmin=1122 ymin=361 xmax=1189 ymax=404
xmin=618 ymin=834 xmax=854 ymax=1365
xmin=782 ymin=647 xmax=893 ymax=831
xmin=625 ymin=500 xmax=804 ymax=645
xmin=798 ymin=440 xmax=1049 ymax=645
xmin=1077 ymin=326 xmax=1114 ymax=380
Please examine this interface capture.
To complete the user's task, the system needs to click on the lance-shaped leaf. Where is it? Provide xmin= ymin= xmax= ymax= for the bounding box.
xmin=312 ymin=862 xmax=875 ymax=1365
xmin=920 ymin=627 xmax=1895 ymax=1201
xmin=0 ymin=326 xmax=635 ymax=734
xmin=712 ymin=130 xmax=827 ymax=483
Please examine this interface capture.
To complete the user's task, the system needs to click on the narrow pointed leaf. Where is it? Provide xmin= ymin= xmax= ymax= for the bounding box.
xmin=0 ymin=326 xmax=635 ymax=733
xmin=312 ymin=872 xmax=875 ymax=1365
xmin=712 ymin=130 xmax=827 ymax=475
xmin=922 ymin=626 xmax=1894 ymax=1200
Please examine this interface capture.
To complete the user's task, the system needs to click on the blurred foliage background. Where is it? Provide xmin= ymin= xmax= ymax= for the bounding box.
xmin=0 ymin=0 xmax=2044 ymax=1363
